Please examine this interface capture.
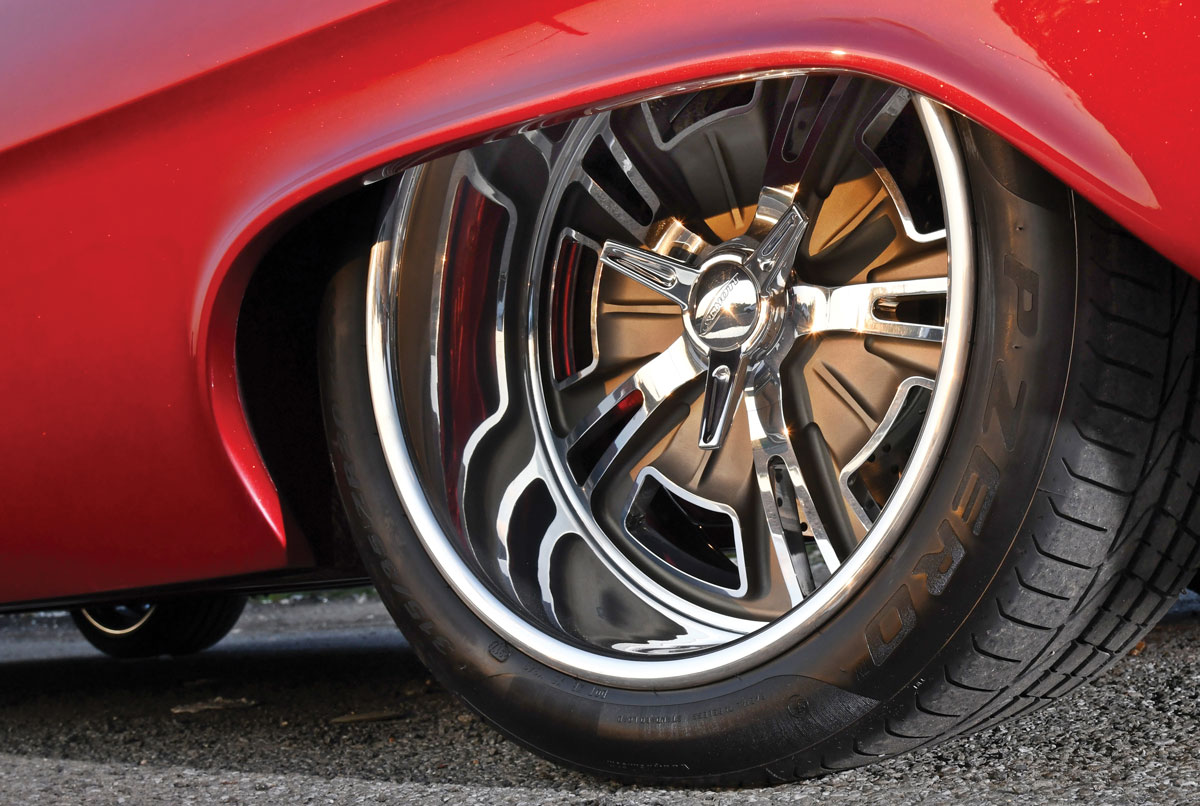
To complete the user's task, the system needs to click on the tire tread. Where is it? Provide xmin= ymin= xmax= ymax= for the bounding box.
xmin=805 ymin=201 xmax=1200 ymax=776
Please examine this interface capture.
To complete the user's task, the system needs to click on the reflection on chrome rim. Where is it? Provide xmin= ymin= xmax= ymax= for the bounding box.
xmin=368 ymin=72 xmax=974 ymax=688
xmin=81 ymin=602 xmax=156 ymax=636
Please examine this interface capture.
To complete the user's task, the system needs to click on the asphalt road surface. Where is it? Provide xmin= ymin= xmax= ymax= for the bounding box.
xmin=3 ymin=593 xmax=1200 ymax=805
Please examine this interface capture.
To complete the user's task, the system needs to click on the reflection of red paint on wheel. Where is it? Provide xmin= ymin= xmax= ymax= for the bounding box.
xmin=550 ymin=237 xmax=598 ymax=383
xmin=438 ymin=180 xmax=507 ymax=534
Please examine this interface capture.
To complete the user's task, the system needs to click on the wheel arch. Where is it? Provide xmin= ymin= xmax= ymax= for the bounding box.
xmin=202 ymin=2 xmax=1198 ymax=560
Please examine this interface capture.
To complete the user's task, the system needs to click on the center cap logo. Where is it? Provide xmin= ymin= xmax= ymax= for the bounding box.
xmin=698 ymin=275 xmax=747 ymax=336
xmin=688 ymin=259 xmax=760 ymax=352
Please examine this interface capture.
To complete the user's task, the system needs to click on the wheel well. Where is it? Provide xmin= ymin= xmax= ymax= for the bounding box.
xmin=232 ymin=115 xmax=1177 ymax=582
xmin=236 ymin=181 xmax=387 ymax=570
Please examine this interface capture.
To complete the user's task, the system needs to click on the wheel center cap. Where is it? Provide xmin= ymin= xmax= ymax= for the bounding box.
xmin=686 ymin=254 xmax=762 ymax=352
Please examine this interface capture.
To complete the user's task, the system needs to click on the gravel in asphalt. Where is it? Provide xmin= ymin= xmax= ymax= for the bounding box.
xmin=2 ymin=593 xmax=1199 ymax=804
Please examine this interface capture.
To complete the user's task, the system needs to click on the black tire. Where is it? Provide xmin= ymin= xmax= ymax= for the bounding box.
xmin=320 ymin=110 xmax=1200 ymax=783
xmin=71 ymin=595 xmax=247 ymax=659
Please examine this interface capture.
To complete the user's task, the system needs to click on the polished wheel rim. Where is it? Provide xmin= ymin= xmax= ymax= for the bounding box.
xmin=369 ymin=72 xmax=973 ymax=687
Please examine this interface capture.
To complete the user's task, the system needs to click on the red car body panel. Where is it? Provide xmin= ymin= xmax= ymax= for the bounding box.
xmin=1 ymin=0 xmax=1197 ymax=604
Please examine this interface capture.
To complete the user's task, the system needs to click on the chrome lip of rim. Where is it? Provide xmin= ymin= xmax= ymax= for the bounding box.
xmin=367 ymin=86 xmax=974 ymax=689
xmin=81 ymin=604 xmax=156 ymax=636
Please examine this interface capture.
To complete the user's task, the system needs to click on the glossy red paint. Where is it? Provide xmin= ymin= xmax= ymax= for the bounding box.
xmin=0 ymin=0 xmax=1196 ymax=603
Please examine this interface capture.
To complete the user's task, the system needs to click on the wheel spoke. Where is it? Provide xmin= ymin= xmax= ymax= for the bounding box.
xmin=574 ymin=122 xmax=661 ymax=242
xmin=565 ymin=336 xmax=703 ymax=494
xmin=650 ymin=218 xmax=710 ymax=261
xmin=744 ymin=368 xmax=842 ymax=605
xmin=621 ymin=465 xmax=748 ymax=595
xmin=827 ymin=276 xmax=947 ymax=342
xmin=697 ymin=349 xmax=749 ymax=451
xmin=758 ymin=77 xmax=817 ymax=198
xmin=534 ymin=510 xmax=578 ymax=630
xmin=494 ymin=453 xmax=544 ymax=594
xmin=744 ymin=205 xmax=808 ymax=295
xmin=753 ymin=76 xmax=900 ymax=236
xmin=549 ymin=228 xmax=603 ymax=390
xmin=797 ymin=276 xmax=948 ymax=342
xmin=599 ymin=240 xmax=698 ymax=308
xmin=839 ymin=376 xmax=935 ymax=531
xmin=852 ymin=85 xmax=947 ymax=244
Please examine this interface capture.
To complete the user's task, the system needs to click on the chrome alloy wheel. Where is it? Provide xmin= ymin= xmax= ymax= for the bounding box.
xmin=368 ymin=72 xmax=973 ymax=688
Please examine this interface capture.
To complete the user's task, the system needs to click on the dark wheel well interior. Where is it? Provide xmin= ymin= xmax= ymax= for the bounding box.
xmin=236 ymin=181 xmax=387 ymax=571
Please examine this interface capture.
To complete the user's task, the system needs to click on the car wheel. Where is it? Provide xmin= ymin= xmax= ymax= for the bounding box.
xmin=71 ymin=595 xmax=247 ymax=659
xmin=320 ymin=72 xmax=1200 ymax=782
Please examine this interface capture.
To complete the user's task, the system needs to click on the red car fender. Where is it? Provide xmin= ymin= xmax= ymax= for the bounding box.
xmin=0 ymin=0 xmax=1196 ymax=602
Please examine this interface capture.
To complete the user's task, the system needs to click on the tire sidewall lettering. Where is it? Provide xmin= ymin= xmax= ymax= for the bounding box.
xmin=863 ymin=219 xmax=1047 ymax=669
